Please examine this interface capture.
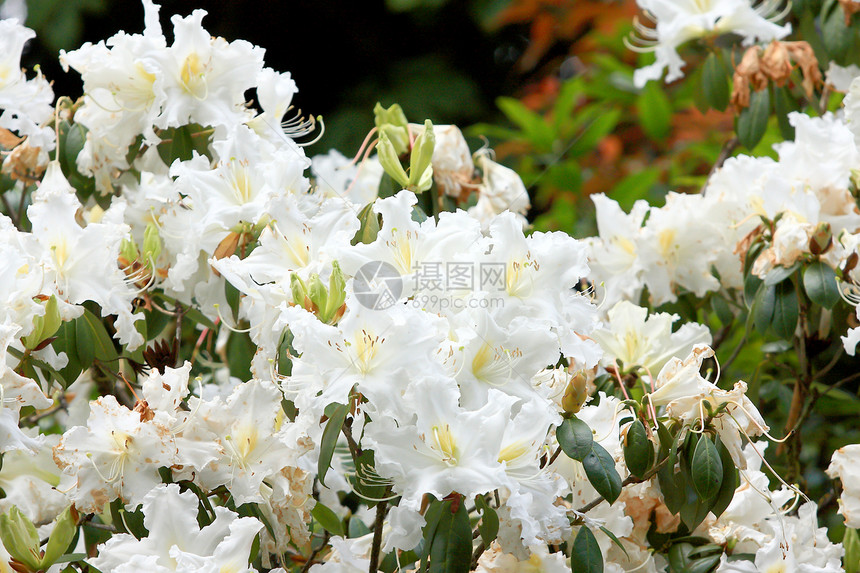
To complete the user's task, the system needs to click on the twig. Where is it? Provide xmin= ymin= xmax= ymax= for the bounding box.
xmin=368 ymin=497 xmax=390 ymax=573
xmin=575 ymin=457 xmax=668 ymax=515
xmin=701 ymin=137 xmax=739 ymax=196
xmin=300 ymin=531 xmax=331 ymax=573
xmin=470 ymin=541 xmax=486 ymax=570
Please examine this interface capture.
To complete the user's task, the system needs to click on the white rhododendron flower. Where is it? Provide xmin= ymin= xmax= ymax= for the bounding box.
xmin=630 ymin=0 xmax=791 ymax=87
xmin=89 ymin=483 xmax=262 ymax=573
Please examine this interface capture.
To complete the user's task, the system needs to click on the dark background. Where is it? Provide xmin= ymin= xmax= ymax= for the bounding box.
xmin=20 ymin=0 xmax=529 ymax=154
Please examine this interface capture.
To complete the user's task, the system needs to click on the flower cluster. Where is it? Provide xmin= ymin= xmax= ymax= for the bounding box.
xmin=0 ymin=2 xmax=858 ymax=572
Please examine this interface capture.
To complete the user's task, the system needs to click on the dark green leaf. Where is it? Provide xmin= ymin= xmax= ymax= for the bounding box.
xmin=753 ymin=283 xmax=775 ymax=334
xmin=637 ymin=82 xmax=672 ymax=141
xmin=475 ymin=496 xmax=499 ymax=548
xmin=81 ymin=309 xmax=118 ymax=364
xmin=744 ymin=271 xmax=763 ymax=310
xmin=318 ymin=403 xmax=349 ymax=487
xmin=822 ymin=0 xmax=854 ymax=63
xmin=53 ymin=320 xmax=81 ymax=388
xmin=557 ymin=416 xmax=594 ymax=461
xmin=803 ymin=261 xmax=840 ymax=309
xmin=623 ymin=420 xmax=654 ymax=479
xmin=311 ymin=502 xmax=344 ymax=537
xmin=583 ymin=443 xmax=622 ymax=504
xmin=690 ymin=436 xmax=722 ymax=501
xmin=599 ymin=525 xmax=629 ymax=560
xmin=771 ymin=279 xmax=799 ymax=340
xmin=571 ymin=526 xmax=603 ymax=573
xmin=702 ymin=52 xmax=729 ymax=112
xmin=74 ymin=313 xmax=95 ymax=370
xmin=763 ymin=263 xmax=799 ymax=286
xmin=773 ymin=86 xmax=797 ymax=140
xmin=710 ymin=437 xmax=739 ymax=519
xmin=736 ymin=88 xmax=770 ymax=150
xmin=429 ymin=500 xmax=472 ymax=573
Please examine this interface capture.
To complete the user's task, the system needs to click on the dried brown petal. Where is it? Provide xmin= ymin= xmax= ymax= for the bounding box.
xmin=839 ymin=0 xmax=860 ymax=25
xmin=760 ymin=41 xmax=793 ymax=87
xmin=1 ymin=142 xmax=46 ymax=185
xmin=0 ymin=128 xmax=22 ymax=149
xmin=732 ymin=46 xmax=767 ymax=111
xmin=785 ymin=41 xmax=823 ymax=99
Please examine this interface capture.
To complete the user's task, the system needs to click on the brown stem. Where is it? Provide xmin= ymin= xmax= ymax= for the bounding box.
xmin=575 ymin=456 xmax=669 ymax=514
xmin=300 ymin=531 xmax=331 ymax=573
xmin=701 ymin=137 xmax=739 ymax=195
xmin=368 ymin=498 xmax=389 ymax=573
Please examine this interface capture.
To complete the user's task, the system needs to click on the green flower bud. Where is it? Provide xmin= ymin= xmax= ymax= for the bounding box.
xmin=377 ymin=131 xmax=410 ymax=188
xmin=408 ymin=119 xmax=435 ymax=193
xmin=0 ymin=506 xmax=42 ymax=571
xmin=562 ymin=371 xmax=589 ymax=415
xmin=41 ymin=506 xmax=76 ymax=569
xmin=324 ymin=261 xmax=347 ymax=324
xmin=22 ymin=295 xmax=62 ymax=350
xmin=142 ymin=222 xmax=162 ymax=266
xmin=290 ymin=273 xmax=311 ymax=311
xmin=307 ymin=273 xmax=327 ymax=314
xmin=119 ymin=237 xmax=139 ymax=267
xmin=374 ymin=103 xmax=409 ymax=155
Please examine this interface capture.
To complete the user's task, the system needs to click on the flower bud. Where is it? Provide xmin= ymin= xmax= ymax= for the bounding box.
xmin=324 ymin=261 xmax=347 ymax=323
xmin=41 ymin=506 xmax=76 ymax=569
xmin=809 ymin=222 xmax=833 ymax=256
xmin=119 ymin=237 xmax=139 ymax=268
xmin=562 ymin=371 xmax=589 ymax=415
xmin=0 ymin=506 xmax=42 ymax=571
xmin=142 ymin=222 xmax=162 ymax=265
xmin=22 ymin=295 xmax=62 ymax=350
xmin=307 ymin=273 xmax=327 ymax=314
xmin=290 ymin=273 xmax=312 ymax=312
xmin=408 ymin=119 xmax=435 ymax=193
xmin=374 ymin=102 xmax=409 ymax=154
xmin=377 ymin=130 xmax=410 ymax=189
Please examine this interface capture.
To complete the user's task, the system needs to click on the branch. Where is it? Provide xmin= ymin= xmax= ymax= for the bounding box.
xmin=368 ymin=497 xmax=390 ymax=573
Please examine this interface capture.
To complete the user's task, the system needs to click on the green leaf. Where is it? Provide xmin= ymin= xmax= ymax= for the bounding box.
xmin=710 ymin=437 xmax=739 ymax=519
xmin=599 ymin=525 xmax=630 ymax=560
xmin=744 ymin=270 xmax=763 ymax=310
xmin=771 ymin=279 xmax=799 ymax=340
xmin=429 ymin=500 xmax=472 ymax=573
xmin=583 ymin=443 xmax=623 ymax=504
xmin=557 ymin=416 xmax=594 ymax=461
xmin=637 ymin=82 xmax=672 ymax=141
xmin=623 ymin=420 xmax=654 ymax=479
xmin=53 ymin=319 xmax=82 ymax=388
xmin=156 ymin=124 xmax=212 ymax=166
xmin=475 ymin=496 xmax=499 ymax=548
xmin=496 ymin=97 xmax=554 ymax=151
xmin=844 ymin=527 xmax=860 ymax=573
xmin=311 ymin=502 xmax=345 ymax=537
xmin=74 ymin=313 xmax=95 ymax=370
xmin=318 ymin=402 xmax=349 ymax=487
xmin=822 ymin=0 xmax=854 ymax=63
xmin=571 ymin=526 xmax=603 ymax=573
xmin=701 ymin=52 xmax=729 ymax=112
xmin=773 ymin=86 xmax=797 ymax=140
xmin=753 ymin=283 xmax=775 ymax=334
xmin=803 ymin=261 xmax=840 ymax=309
xmin=690 ymin=436 xmax=722 ymax=501
xmin=352 ymin=202 xmax=382 ymax=245
xmin=736 ymin=88 xmax=770 ymax=150
xmin=710 ymin=295 xmax=734 ymax=327
xmin=763 ymin=262 xmax=799 ymax=286
xmin=81 ymin=309 xmax=118 ymax=364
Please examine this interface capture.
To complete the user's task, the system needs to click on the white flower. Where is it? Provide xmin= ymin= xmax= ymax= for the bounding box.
xmin=827 ymin=444 xmax=860 ymax=528
xmin=630 ymin=0 xmax=791 ymax=87
xmin=88 ymin=483 xmax=262 ymax=573
xmin=591 ymin=300 xmax=711 ymax=374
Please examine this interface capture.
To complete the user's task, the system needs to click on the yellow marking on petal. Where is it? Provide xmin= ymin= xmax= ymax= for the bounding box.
xmin=432 ymin=424 xmax=458 ymax=464
xmin=498 ymin=441 xmax=529 ymax=465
